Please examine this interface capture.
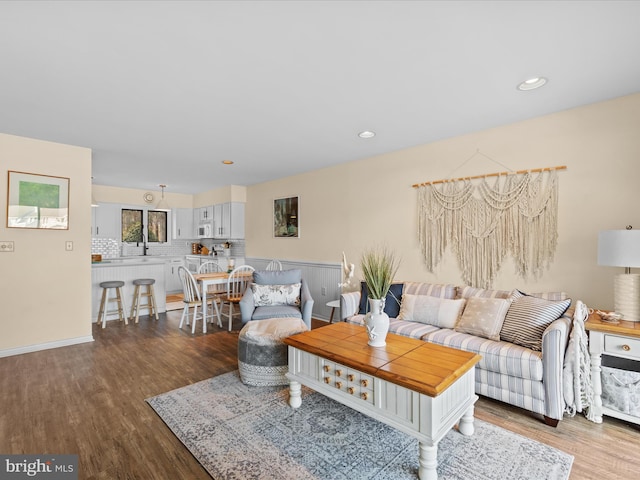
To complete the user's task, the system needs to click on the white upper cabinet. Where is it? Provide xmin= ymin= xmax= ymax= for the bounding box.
xmin=198 ymin=205 xmax=214 ymax=223
xmin=172 ymin=208 xmax=194 ymax=239
xmin=213 ymin=202 xmax=244 ymax=239
xmin=212 ymin=203 xmax=228 ymax=238
xmin=91 ymin=203 xmax=121 ymax=238
xmin=229 ymin=202 xmax=245 ymax=239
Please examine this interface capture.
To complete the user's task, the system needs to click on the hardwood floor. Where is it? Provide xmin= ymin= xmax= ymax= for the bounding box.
xmin=1 ymin=311 xmax=638 ymax=479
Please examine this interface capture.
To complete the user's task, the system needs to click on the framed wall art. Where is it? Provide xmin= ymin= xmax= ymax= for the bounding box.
xmin=6 ymin=171 xmax=70 ymax=230
xmin=274 ymin=196 xmax=299 ymax=238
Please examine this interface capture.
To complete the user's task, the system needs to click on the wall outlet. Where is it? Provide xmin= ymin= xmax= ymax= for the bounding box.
xmin=321 ymin=286 xmax=327 ymax=296
xmin=0 ymin=241 xmax=14 ymax=252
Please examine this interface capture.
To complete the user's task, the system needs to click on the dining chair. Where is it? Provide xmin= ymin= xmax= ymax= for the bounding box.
xmin=198 ymin=260 xmax=222 ymax=274
xmin=265 ymin=259 xmax=283 ymax=271
xmin=198 ymin=261 xmax=224 ymax=325
xmin=220 ymin=265 xmax=255 ymax=331
xmin=178 ymin=265 xmax=208 ymax=334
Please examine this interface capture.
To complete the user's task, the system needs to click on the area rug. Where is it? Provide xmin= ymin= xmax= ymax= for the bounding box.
xmin=146 ymin=371 xmax=573 ymax=480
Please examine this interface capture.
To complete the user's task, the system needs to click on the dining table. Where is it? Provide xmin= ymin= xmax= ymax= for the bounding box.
xmin=192 ymin=271 xmax=253 ymax=329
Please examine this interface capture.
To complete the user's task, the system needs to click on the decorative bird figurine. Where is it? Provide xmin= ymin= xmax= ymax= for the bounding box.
xmin=339 ymin=251 xmax=357 ymax=292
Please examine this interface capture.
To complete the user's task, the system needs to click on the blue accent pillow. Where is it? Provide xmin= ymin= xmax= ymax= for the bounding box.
xmin=358 ymin=282 xmax=404 ymax=318
xmin=253 ymin=269 xmax=302 ymax=285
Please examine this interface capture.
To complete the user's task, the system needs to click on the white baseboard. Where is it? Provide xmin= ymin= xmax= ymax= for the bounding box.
xmin=0 ymin=335 xmax=95 ymax=358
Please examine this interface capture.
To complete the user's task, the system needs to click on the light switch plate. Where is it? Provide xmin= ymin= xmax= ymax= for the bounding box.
xmin=0 ymin=241 xmax=15 ymax=252
xmin=65 ymin=241 xmax=73 ymax=251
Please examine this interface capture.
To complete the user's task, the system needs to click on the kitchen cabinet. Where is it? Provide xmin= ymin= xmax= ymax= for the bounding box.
xmin=213 ymin=202 xmax=245 ymax=239
xmin=185 ymin=255 xmax=217 ymax=273
xmin=165 ymin=257 xmax=184 ymax=293
xmin=229 ymin=202 xmax=245 ymax=239
xmin=198 ymin=205 xmax=214 ymax=223
xmin=92 ymin=203 xmax=121 ymax=238
xmin=172 ymin=208 xmax=194 ymax=239
xmin=212 ymin=203 xmax=228 ymax=238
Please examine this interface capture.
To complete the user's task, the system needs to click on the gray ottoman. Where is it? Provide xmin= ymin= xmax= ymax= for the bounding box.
xmin=237 ymin=317 xmax=309 ymax=386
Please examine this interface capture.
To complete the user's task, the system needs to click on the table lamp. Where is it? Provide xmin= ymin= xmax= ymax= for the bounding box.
xmin=597 ymin=227 xmax=640 ymax=321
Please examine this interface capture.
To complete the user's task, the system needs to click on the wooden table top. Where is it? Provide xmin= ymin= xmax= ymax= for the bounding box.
xmin=193 ymin=272 xmax=229 ymax=281
xmin=585 ymin=312 xmax=640 ymax=338
xmin=193 ymin=271 xmax=252 ymax=281
xmin=284 ymin=322 xmax=481 ymax=397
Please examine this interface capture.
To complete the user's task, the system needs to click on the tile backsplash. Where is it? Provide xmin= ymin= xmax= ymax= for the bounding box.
xmin=91 ymin=238 xmax=120 ymax=258
xmin=92 ymin=238 xmax=245 ymax=259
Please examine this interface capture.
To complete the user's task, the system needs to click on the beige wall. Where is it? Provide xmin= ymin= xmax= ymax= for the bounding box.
xmin=245 ymin=93 xmax=640 ymax=310
xmin=0 ymin=133 xmax=93 ymax=353
xmin=194 ymin=184 xmax=247 ymax=207
xmin=93 ymin=184 xmax=246 ymax=209
xmin=92 ymin=184 xmax=194 ymax=208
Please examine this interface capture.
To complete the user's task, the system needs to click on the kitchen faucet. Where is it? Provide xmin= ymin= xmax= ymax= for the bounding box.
xmin=137 ymin=230 xmax=149 ymax=255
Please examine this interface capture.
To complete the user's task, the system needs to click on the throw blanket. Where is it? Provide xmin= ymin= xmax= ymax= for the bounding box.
xmin=563 ymin=300 xmax=597 ymax=421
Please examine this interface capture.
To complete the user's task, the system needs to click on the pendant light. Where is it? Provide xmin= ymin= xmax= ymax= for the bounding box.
xmin=155 ymin=184 xmax=171 ymax=211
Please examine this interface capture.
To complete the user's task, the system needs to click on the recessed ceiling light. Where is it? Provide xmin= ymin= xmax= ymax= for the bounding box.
xmin=222 ymin=160 xmax=234 ymax=165
xmin=358 ymin=130 xmax=376 ymax=139
xmin=517 ymin=77 xmax=548 ymax=91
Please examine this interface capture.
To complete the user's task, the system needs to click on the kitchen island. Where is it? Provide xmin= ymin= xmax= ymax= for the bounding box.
xmin=91 ymin=257 xmax=167 ymax=323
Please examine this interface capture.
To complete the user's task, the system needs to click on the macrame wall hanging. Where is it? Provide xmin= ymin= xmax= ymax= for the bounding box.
xmin=412 ymin=151 xmax=566 ymax=288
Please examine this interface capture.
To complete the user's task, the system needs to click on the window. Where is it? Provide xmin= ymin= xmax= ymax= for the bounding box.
xmin=122 ymin=209 xmax=142 ymax=243
xmin=148 ymin=210 xmax=167 ymax=243
xmin=121 ymin=208 xmax=168 ymax=243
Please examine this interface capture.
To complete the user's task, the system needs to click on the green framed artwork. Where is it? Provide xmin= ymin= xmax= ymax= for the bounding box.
xmin=6 ymin=171 xmax=70 ymax=230
xmin=274 ymin=196 xmax=299 ymax=238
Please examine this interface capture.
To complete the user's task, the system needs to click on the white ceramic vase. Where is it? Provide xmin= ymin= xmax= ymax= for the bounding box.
xmin=364 ymin=298 xmax=389 ymax=347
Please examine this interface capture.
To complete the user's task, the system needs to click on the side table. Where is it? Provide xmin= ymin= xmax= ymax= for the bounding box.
xmin=585 ymin=312 xmax=640 ymax=425
xmin=326 ymin=299 xmax=340 ymax=324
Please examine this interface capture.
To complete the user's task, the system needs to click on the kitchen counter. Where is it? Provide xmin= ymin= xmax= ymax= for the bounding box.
xmin=92 ymin=257 xmax=168 ymax=267
xmin=91 ymin=260 xmax=167 ymax=322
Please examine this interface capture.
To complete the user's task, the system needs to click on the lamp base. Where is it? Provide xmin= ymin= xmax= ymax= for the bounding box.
xmin=614 ymin=273 xmax=640 ymax=322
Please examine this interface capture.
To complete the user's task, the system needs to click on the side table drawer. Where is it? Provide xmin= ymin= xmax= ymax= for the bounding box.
xmin=604 ymin=334 xmax=640 ymax=360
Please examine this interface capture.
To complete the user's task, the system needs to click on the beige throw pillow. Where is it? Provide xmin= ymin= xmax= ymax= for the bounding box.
xmin=454 ymin=297 xmax=511 ymax=341
xmin=397 ymin=294 xmax=466 ymax=328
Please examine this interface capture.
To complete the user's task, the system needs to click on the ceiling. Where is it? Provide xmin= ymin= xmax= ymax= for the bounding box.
xmin=1 ymin=1 xmax=639 ymax=195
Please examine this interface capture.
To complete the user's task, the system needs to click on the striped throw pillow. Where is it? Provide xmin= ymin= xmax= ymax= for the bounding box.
xmin=403 ymin=282 xmax=457 ymax=299
xmin=500 ymin=292 xmax=571 ymax=351
xmin=456 ymin=285 xmax=513 ymax=300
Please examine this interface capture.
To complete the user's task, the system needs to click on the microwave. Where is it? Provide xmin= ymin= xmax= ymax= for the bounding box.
xmin=198 ymin=223 xmax=212 ymax=238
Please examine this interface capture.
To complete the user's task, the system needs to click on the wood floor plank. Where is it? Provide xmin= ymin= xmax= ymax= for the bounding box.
xmin=0 ymin=312 xmax=638 ymax=479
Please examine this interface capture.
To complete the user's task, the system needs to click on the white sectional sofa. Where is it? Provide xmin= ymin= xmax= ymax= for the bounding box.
xmin=340 ymin=281 xmax=573 ymax=426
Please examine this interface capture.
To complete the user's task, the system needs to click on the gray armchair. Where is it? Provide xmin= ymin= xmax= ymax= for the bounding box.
xmin=239 ymin=269 xmax=314 ymax=330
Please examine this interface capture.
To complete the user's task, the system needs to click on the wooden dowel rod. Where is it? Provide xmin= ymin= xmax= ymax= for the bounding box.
xmin=412 ymin=165 xmax=567 ymax=188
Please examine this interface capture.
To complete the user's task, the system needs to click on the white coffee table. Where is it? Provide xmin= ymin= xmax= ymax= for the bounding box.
xmin=284 ymin=322 xmax=481 ymax=480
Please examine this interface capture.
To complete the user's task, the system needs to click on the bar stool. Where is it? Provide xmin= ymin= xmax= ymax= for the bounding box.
xmin=97 ymin=281 xmax=128 ymax=328
xmin=130 ymin=278 xmax=159 ymax=323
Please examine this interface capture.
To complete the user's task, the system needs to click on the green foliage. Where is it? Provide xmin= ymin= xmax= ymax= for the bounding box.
xmin=360 ymin=246 xmax=400 ymax=299
xmin=123 ymin=221 xmax=142 ymax=243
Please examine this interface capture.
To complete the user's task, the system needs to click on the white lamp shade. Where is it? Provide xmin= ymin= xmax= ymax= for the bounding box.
xmin=597 ymin=230 xmax=640 ymax=268
xmin=155 ymin=197 xmax=171 ymax=211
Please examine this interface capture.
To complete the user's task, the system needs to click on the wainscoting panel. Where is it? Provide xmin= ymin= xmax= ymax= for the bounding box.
xmin=245 ymin=258 xmax=342 ymax=322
